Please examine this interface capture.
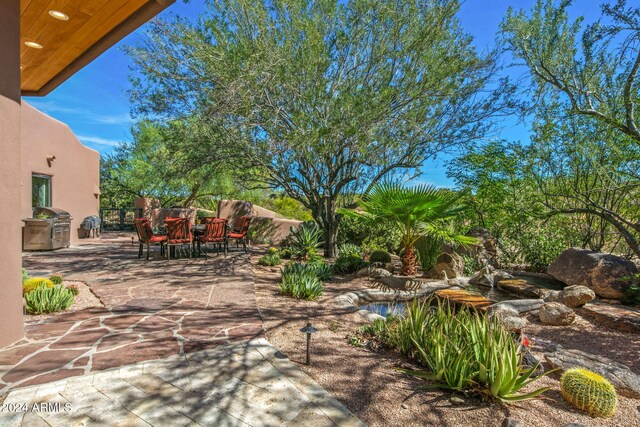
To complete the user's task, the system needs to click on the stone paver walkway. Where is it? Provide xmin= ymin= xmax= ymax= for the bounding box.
xmin=1 ymin=238 xmax=263 ymax=392
xmin=0 ymin=338 xmax=364 ymax=426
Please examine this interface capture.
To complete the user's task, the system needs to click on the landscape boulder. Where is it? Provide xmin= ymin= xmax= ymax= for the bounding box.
xmin=562 ymin=285 xmax=596 ymax=308
xmin=547 ymin=247 xmax=637 ymax=299
xmin=539 ymin=302 xmax=575 ymax=326
xmin=542 ymin=290 xmax=563 ymax=303
xmin=488 ymin=299 xmax=544 ymax=315
xmin=489 ymin=305 xmax=528 ymax=333
xmin=356 ymin=267 xmax=392 ymax=279
xmin=545 ymin=347 xmax=640 ymax=398
xmin=425 ymin=252 xmax=465 ymax=279
xmin=497 ymin=279 xmax=545 ymax=298
xmin=469 ymin=265 xmax=496 ymax=287
xmin=462 ymin=227 xmax=498 ymax=267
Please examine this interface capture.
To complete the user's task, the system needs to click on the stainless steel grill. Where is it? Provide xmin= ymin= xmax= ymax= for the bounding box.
xmin=23 ymin=207 xmax=72 ymax=251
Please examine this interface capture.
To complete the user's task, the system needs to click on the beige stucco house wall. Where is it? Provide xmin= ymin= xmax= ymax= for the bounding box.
xmin=20 ymin=102 xmax=100 ymax=244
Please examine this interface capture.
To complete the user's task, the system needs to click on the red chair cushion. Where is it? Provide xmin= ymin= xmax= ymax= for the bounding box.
xmin=227 ymin=232 xmax=245 ymax=239
xmin=149 ymin=236 xmax=167 ymax=243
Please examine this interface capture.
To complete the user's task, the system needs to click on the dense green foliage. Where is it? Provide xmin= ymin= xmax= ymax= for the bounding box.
xmin=338 ymin=244 xmax=362 ymax=259
xmin=621 ymin=274 xmax=640 ymax=306
xmin=560 ymin=368 xmax=618 ymax=417
xmin=258 ymin=253 xmax=282 ymax=266
xmin=364 ymin=299 xmax=549 ymax=402
xmin=24 ymin=285 xmax=75 ymax=315
xmin=127 ymin=0 xmax=513 ymax=256
xmin=343 ymin=182 xmax=475 ymax=275
xmin=415 ymin=236 xmax=441 ymax=273
xmin=279 ymin=263 xmax=325 ymax=300
xmin=369 ymin=250 xmax=392 ymax=264
xmin=337 ymin=214 xmax=401 ymax=254
xmin=333 ymin=255 xmax=368 ymax=275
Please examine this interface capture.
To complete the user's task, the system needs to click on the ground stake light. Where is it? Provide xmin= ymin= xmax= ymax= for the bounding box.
xmin=300 ymin=322 xmax=318 ymax=365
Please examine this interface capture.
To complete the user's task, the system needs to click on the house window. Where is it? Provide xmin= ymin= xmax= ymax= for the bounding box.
xmin=32 ymin=174 xmax=51 ymax=207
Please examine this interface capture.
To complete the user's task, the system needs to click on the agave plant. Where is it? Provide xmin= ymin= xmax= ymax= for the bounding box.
xmin=289 ymin=222 xmax=323 ymax=260
xmin=342 ymin=182 xmax=475 ymax=275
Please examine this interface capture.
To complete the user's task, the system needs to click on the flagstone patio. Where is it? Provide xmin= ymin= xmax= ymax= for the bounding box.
xmin=1 ymin=237 xmax=264 ymax=392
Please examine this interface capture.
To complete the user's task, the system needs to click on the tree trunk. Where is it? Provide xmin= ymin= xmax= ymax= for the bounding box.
xmin=401 ymin=245 xmax=417 ymax=276
xmin=323 ymin=222 xmax=338 ymax=258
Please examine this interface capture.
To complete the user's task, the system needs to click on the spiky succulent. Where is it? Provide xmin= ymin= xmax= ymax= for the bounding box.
xmin=560 ymin=368 xmax=618 ymax=417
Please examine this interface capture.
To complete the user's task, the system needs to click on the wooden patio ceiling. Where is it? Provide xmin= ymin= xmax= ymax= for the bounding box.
xmin=20 ymin=0 xmax=175 ymax=96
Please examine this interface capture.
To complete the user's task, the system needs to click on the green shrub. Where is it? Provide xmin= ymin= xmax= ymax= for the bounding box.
xmin=337 ymin=215 xmax=401 ymax=254
xmin=289 ymin=222 xmax=323 ymax=260
xmin=266 ymin=247 xmax=279 ymax=255
xmin=279 ymin=263 xmax=324 ymax=300
xmin=24 ymin=285 xmax=74 ymax=314
xmin=279 ymin=248 xmax=293 ymax=259
xmin=462 ymin=254 xmax=479 ymax=276
xmin=338 ymin=243 xmax=361 ymax=258
xmin=22 ymin=278 xmax=54 ymax=295
xmin=560 ymin=368 xmax=618 ymax=417
xmin=415 ymin=236 xmax=440 ymax=272
xmin=621 ymin=274 xmax=640 ymax=306
xmin=65 ymin=284 xmax=79 ymax=296
xmin=258 ymin=253 xmax=282 ymax=266
xmin=307 ymin=260 xmax=334 ymax=281
xmin=22 ymin=268 xmax=29 ymax=283
xmin=333 ymin=255 xmax=368 ymax=274
xmin=370 ymin=299 xmax=550 ymax=402
xmin=369 ymin=250 xmax=392 ymax=264
xmin=49 ymin=273 xmax=63 ymax=285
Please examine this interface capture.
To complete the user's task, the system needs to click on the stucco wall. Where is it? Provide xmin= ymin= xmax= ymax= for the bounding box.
xmin=0 ymin=0 xmax=25 ymax=347
xmin=20 ymin=103 xmax=100 ymax=244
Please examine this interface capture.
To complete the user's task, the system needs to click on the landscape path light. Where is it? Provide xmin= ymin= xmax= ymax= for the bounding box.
xmin=300 ymin=322 xmax=318 ymax=365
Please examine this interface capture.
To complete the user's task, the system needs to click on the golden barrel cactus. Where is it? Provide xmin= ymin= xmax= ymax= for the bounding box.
xmin=560 ymin=368 xmax=618 ymax=417
xmin=22 ymin=278 xmax=54 ymax=295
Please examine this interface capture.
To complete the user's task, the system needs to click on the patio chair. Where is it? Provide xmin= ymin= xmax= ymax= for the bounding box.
xmin=165 ymin=217 xmax=193 ymax=259
xmin=134 ymin=218 xmax=167 ymax=260
xmin=227 ymin=216 xmax=252 ymax=253
xmin=198 ymin=217 xmax=228 ymax=256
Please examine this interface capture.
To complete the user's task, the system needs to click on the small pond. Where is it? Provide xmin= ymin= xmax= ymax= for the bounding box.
xmin=358 ymin=274 xmax=564 ymax=317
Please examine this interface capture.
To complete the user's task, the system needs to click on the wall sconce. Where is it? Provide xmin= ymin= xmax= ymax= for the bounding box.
xmin=46 ymin=155 xmax=56 ymax=167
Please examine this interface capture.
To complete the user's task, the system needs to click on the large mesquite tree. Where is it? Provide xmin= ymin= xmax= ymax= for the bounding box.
xmin=127 ymin=0 xmax=514 ymax=256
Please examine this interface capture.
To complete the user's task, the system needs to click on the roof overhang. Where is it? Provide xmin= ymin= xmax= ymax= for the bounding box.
xmin=21 ymin=0 xmax=175 ymax=97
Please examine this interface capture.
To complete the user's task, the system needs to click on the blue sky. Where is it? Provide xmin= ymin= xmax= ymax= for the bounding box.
xmin=23 ymin=0 xmax=601 ymax=187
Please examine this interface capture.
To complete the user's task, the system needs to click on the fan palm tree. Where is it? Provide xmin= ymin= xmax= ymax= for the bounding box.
xmin=343 ymin=182 xmax=476 ymax=276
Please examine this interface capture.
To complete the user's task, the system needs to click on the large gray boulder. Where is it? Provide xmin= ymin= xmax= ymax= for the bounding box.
xmin=539 ymin=302 xmax=575 ymax=326
xmin=488 ymin=299 xmax=544 ymax=315
xmin=562 ymin=285 xmax=596 ymax=308
xmin=545 ymin=347 xmax=640 ymax=398
xmin=425 ymin=252 xmax=465 ymax=279
xmin=469 ymin=265 xmax=496 ymax=287
xmin=547 ymin=248 xmax=637 ymax=299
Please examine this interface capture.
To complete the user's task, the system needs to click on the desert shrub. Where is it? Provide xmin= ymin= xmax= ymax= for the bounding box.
xmin=49 ymin=273 xmax=63 ymax=285
xmin=369 ymin=299 xmax=550 ymax=402
xmin=621 ymin=273 xmax=640 ymax=306
xmin=333 ymin=255 xmax=368 ymax=274
xmin=415 ymin=236 xmax=440 ymax=272
xmin=279 ymin=263 xmax=324 ymax=300
xmin=517 ymin=229 xmax=567 ymax=272
xmin=258 ymin=253 xmax=282 ymax=266
xmin=369 ymin=250 xmax=392 ymax=264
xmin=337 ymin=215 xmax=400 ymax=253
xmin=22 ymin=278 xmax=54 ymax=295
xmin=65 ymin=284 xmax=79 ymax=296
xmin=279 ymin=248 xmax=293 ymax=259
xmin=307 ymin=260 xmax=334 ymax=281
xmin=289 ymin=222 xmax=323 ymax=260
xmin=338 ymin=243 xmax=361 ymax=258
xmin=560 ymin=368 xmax=617 ymax=417
xmin=266 ymin=247 xmax=280 ymax=255
xmin=24 ymin=285 xmax=74 ymax=314
xmin=22 ymin=268 xmax=29 ymax=283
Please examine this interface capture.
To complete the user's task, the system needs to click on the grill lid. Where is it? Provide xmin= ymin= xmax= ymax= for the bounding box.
xmin=32 ymin=207 xmax=72 ymax=220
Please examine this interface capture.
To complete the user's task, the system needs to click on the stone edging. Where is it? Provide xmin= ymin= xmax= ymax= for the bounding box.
xmin=334 ymin=283 xmax=449 ymax=322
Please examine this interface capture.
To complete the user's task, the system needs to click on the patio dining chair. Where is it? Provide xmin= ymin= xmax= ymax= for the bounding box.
xmin=227 ymin=216 xmax=252 ymax=253
xmin=134 ymin=218 xmax=167 ymax=260
xmin=165 ymin=217 xmax=193 ymax=259
xmin=198 ymin=217 xmax=228 ymax=256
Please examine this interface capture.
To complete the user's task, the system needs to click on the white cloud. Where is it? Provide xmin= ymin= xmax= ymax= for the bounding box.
xmin=77 ymin=135 xmax=123 ymax=148
xmin=91 ymin=113 xmax=134 ymax=125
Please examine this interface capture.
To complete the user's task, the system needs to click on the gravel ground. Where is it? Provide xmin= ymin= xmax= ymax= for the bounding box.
xmin=253 ymin=256 xmax=640 ymax=427
xmin=24 ymin=280 xmax=104 ymax=323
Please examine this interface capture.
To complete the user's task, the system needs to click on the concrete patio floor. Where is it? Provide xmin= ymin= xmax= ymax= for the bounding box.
xmin=0 ymin=338 xmax=364 ymax=426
